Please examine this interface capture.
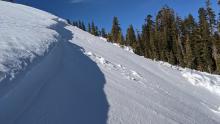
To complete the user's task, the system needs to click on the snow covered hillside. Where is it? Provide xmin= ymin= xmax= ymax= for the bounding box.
xmin=1 ymin=1 xmax=220 ymax=124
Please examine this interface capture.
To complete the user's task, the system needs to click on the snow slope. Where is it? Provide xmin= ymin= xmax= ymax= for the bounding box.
xmin=1 ymin=1 xmax=220 ymax=124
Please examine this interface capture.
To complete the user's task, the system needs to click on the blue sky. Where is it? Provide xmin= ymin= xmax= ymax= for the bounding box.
xmin=16 ymin=0 xmax=219 ymax=33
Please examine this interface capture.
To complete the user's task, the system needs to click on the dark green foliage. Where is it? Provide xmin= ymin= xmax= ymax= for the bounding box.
xmin=87 ymin=23 xmax=91 ymax=33
xmin=110 ymin=17 xmax=122 ymax=43
xmin=218 ymin=1 xmax=220 ymax=32
xmin=91 ymin=21 xmax=99 ymax=36
xmin=101 ymin=28 xmax=107 ymax=38
xmin=70 ymin=20 xmax=86 ymax=31
xmin=2 ymin=0 xmax=15 ymax=2
xmin=135 ymin=32 xmax=144 ymax=55
xmin=66 ymin=0 xmax=220 ymax=74
xmin=130 ymin=2 xmax=220 ymax=74
xmin=126 ymin=25 xmax=136 ymax=47
xmin=206 ymin=0 xmax=216 ymax=34
xmin=142 ymin=15 xmax=155 ymax=59
xmin=66 ymin=19 xmax=72 ymax=25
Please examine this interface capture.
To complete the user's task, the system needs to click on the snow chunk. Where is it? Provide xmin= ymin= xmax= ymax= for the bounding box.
xmin=181 ymin=69 xmax=220 ymax=96
xmin=99 ymin=37 xmax=107 ymax=41
xmin=158 ymin=61 xmax=220 ymax=96
xmin=112 ymin=43 xmax=134 ymax=53
xmin=85 ymin=52 xmax=94 ymax=56
xmin=99 ymin=57 xmax=107 ymax=64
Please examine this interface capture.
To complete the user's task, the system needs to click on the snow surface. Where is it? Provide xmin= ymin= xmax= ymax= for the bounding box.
xmin=0 ymin=1 xmax=59 ymax=83
xmin=1 ymin=1 xmax=220 ymax=124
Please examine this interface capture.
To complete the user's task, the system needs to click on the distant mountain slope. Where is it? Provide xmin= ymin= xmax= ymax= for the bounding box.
xmin=0 ymin=1 xmax=220 ymax=124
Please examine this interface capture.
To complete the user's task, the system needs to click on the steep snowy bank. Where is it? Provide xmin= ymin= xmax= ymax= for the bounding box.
xmin=0 ymin=1 xmax=59 ymax=84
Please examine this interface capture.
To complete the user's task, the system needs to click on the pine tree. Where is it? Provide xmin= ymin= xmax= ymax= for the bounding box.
xmin=72 ymin=21 xmax=78 ymax=27
xmin=218 ymin=1 xmax=220 ymax=33
xmin=142 ymin=14 xmax=158 ymax=59
xmin=135 ymin=31 xmax=143 ymax=55
xmin=215 ymin=0 xmax=220 ymax=73
xmin=182 ymin=14 xmax=197 ymax=68
xmin=81 ymin=21 xmax=86 ymax=31
xmin=107 ymin=33 xmax=112 ymax=42
xmin=206 ymin=0 xmax=216 ymax=34
xmin=126 ymin=25 xmax=136 ymax=47
xmin=213 ymin=32 xmax=220 ymax=73
xmin=88 ymin=23 xmax=91 ymax=33
xmin=101 ymin=28 xmax=107 ymax=38
xmin=78 ymin=21 xmax=82 ymax=29
xmin=66 ymin=19 xmax=72 ymax=25
xmin=175 ymin=16 xmax=185 ymax=66
xmin=197 ymin=8 xmax=215 ymax=72
xmin=2 ymin=0 xmax=15 ymax=2
xmin=96 ymin=26 xmax=100 ymax=36
xmin=142 ymin=15 xmax=155 ymax=59
xmin=118 ymin=31 xmax=124 ymax=45
xmin=91 ymin=21 xmax=97 ymax=36
xmin=155 ymin=6 xmax=178 ymax=64
xmin=111 ymin=17 xmax=122 ymax=43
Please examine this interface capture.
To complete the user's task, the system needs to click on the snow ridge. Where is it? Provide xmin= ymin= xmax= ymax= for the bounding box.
xmin=0 ymin=1 xmax=60 ymax=84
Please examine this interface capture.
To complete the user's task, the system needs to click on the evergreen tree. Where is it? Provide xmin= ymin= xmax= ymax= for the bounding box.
xmin=96 ymin=26 xmax=100 ymax=36
xmin=142 ymin=15 xmax=154 ymax=59
xmin=175 ymin=16 xmax=185 ymax=66
xmin=218 ymin=1 xmax=220 ymax=32
xmin=135 ymin=31 xmax=144 ymax=55
xmin=75 ymin=21 xmax=79 ymax=27
xmin=88 ymin=23 xmax=91 ymax=33
xmin=91 ymin=21 xmax=97 ymax=36
xmin=126 ymin=25 xmax=136 ymax=47
xmin=118 ymin=31 xmax=124 ymax=45
xmin=155 ymin=6 xmax=178 ymax=64
xmin=107 ymin=33 xmax=113 ymax=42
xmin=206 ymin=0 xmax=216 ymax=34
xmin=72 ymin=21 xmax=78 ymax=27
xmin=213 ymin=32 xmax=220 ymax=73
xmin=197 ymin=8 xmax=214 ymax=72
xmin=101 ymin=28 xmax=107 ymax=38
xmin=111 ymin=17 xmax=122 ymax=43
xmin=78 ymin=21 xmax=82 ymax=29
xmin=65 ymin=0 xmax=220 ymax=74
xmin=81 ymin=21 xmax=86 ymax=31
xmin=2 ymin=0 xmax=15 ymax=2
xmin=66 ymin=19 xmax=72 ymax=25
xmin=182 ymin=14 xmax=197 ymax=68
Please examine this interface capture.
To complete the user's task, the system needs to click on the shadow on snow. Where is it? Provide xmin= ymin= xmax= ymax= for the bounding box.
xmin=0 ymin=19 xmax=109 ymax=124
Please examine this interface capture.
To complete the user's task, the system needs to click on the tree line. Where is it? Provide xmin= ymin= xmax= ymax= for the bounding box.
xmin=68 ymin=0 xmax=220 ymax=74
xmin=2 ymin=0 xmax=15 ymax=2
xmin=67 ymin=20 xmax=108 ymax=38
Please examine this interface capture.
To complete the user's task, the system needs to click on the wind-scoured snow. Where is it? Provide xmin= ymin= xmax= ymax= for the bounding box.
xmin=0 ymin=1 xmax=59 ymax=83
xmin=1 ymin=1 xmax=220 ymax=124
